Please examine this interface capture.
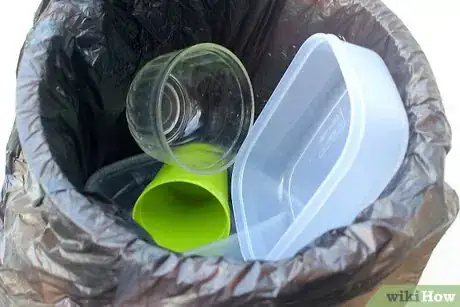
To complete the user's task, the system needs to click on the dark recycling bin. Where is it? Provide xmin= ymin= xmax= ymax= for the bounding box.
xmin=1 ymin=0 xmax=458 ymax=305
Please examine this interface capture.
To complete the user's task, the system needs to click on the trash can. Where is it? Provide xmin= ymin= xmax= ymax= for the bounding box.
xmin=1 ymin=0 xmax=458 ymax=305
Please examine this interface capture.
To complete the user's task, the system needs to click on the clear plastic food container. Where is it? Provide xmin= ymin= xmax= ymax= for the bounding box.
xmin=231 ymin=33 xmax=409 ymax=261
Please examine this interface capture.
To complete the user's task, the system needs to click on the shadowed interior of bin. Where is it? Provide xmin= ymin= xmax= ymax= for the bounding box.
xmin=38 ymin=0 xmax=396 ymax=248
xmin=40 ymin=0 xmax=292 ymax=189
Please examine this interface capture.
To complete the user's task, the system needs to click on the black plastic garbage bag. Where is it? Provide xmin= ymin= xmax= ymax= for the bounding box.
xmin=1 ymin=0 xmax=458 ymax=305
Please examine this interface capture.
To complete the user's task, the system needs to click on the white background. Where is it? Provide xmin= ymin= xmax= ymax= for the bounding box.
xmin=0 ymin=0 xmax=459 ymax=285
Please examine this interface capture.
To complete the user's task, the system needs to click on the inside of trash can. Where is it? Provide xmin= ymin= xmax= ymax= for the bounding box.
xmin=38 ymin=0 xmax=404 ymax=257
xmin=41 ymin=0 xmax=290 ymax=191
